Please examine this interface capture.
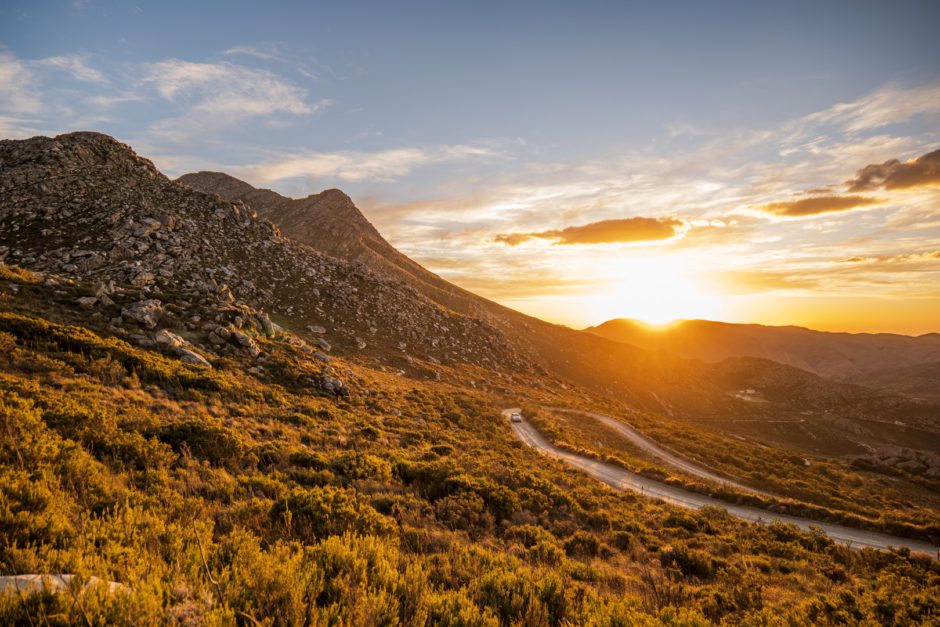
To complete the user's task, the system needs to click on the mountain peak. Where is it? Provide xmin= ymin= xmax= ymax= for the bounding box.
xmin=1 ymin=131 xmax=159 ymax=177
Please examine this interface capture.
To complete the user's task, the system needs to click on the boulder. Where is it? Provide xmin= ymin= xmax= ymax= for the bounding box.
xmin=121 ymin=299 xmax=163 ymax=329
xmin=154 ymin=329 xmax=186 ymax=348
xmin=177 ymin=348 xmax=212 ymax=368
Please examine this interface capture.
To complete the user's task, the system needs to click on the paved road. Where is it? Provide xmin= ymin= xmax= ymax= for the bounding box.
xmin=503 ymin=408 xmax=938 ymax=557
xmin=546 ymin=407 xmax=770 ymax=496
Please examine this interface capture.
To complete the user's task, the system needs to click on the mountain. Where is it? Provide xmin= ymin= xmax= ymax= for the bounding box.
xmin=586 ymin=318 xmax=940 ymax=399
xmin=0 ymin=132 xmax=529 ymax=377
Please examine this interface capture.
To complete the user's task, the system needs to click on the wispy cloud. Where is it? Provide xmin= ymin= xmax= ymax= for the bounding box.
xmin=801 ymin=82 xmax=940 ymax=133
xmin=35 ymin=55 xmax=107 ymax=83
xmin=142 ymin=59 xmax=322 ymax=140
xmin=0 ymin=52 xmax=42 ymax=117
xmin=232 ymin=144 xmax=499 ymax=184
xmin=224 ymin=45 xmax=279 ymax=61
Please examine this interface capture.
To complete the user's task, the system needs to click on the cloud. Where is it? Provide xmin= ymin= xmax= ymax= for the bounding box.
xmin=36 ymin=55 xmax=106 ymax=83
xmin=713 ymin=269 xmax=821 ymax=293
xmin=142 ymin=59 xmax=320 ymax=139
xmin=839 ymin=250 xmax=940 ymax=265
xmin=755 ymin=195 xmax=881 ymax=218
xmin=495 ymin=216 xmax=685 ymax=246
xmin=845 ymin=148 xmax=940 ymax=192
xmin=224 ymin=46 xmax=279 ymax=61
xmin=802 ymin=82 xmax=940 ymax=133
xmin=0 ymin=52 xmax=42 ymax=116
xmin=232 ymin=144 xmax=498 ymax=184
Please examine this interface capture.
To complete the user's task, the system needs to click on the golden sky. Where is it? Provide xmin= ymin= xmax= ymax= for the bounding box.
xmin=360 ymin=85 xmax=940 ymax=335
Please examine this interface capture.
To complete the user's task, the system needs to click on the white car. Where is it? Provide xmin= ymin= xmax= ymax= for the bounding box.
xmin=510 ymin=412 xmax=523 ymax=423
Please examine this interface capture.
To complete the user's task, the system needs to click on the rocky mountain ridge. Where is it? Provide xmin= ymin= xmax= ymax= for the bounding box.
xmin=177 ymin=171 xmax=490 ymax=316
xmin=0 ymin=132 xmax=529 ymax=379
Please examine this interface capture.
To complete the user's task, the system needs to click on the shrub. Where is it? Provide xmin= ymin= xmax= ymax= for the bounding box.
xmin=659 ymin=544 xmax=720 ymax=580
xmin=564 ymin=531 xmax=600 ymax=558
xmin=157 ymin=419 xmax=244 ymax=467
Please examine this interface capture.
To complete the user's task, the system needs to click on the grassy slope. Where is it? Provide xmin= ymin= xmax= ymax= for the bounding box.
xmin=0 ymin=267 xmax=938 ymax=625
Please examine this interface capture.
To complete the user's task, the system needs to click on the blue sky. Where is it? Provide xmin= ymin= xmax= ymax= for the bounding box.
xmin=2 ymin=1 xmax=940 ymax=332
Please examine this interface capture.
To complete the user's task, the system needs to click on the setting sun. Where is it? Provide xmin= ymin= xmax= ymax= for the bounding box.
xmin=592 ymin=255 xmax=722 ymax=326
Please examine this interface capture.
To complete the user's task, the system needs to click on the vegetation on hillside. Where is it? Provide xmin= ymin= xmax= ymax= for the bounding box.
xmin=0 ymin=268 xmax=938 ymax=625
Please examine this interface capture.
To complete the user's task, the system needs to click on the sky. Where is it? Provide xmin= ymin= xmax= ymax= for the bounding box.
xmin=2 ymin=1 xmax=940 ymax=334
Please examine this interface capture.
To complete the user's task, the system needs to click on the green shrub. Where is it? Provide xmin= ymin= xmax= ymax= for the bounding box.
xmin=157 ymin=419 xmax=244 ymax=467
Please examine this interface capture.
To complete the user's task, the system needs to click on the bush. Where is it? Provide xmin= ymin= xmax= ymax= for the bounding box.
xmin=158 ymin=419 xmax=244 ymax=467
xmin=564 ymin=531 xmax=600 ymax=558
xmin=659 ymin=544 xmax=720 ymax=580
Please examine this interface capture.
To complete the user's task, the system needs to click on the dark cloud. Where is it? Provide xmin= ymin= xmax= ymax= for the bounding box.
xmin=845 ymin=148 xmax=940 ymax=192
xmin=757 ymin=195 xmax=881 ymax=218
xmin=495 ymin=216 xmax=684 ymax=246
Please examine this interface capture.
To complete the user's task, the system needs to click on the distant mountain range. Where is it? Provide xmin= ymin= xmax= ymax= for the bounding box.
xmin=585 ymin=318 xmax=940 ymax=402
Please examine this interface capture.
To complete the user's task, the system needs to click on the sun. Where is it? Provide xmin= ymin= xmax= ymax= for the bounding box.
xmin=588 ymin=254 xmax=722 ymax=325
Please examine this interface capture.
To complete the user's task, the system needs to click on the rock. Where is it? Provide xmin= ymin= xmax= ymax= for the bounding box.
xmin=321 ymin=376 xmax=349 ymax=396
xmin=307 ymin=325 xmax=326 ymax=334
xmin=230 ymin=329 xmax=253 ymax=347
xmin=0 ymin=574 xmax=125 ymax=596
xmin=76 ymin=296 xmax=97 ymax=309
xmin=130 ymin=271 xmax=156 ymax=287
xmin=133 ymin=217 xmax=162 ymax=237
xmin=315 ymin=337 xmax=332 ymax=352
xmin=177 ymin=348 xmax=211 ymax=368
xmin=230 ymin=329 xmax=260 ymax=357
xmin=121 ymin=299 xmax=163 ymax=329
xmin=313 ymin=351 xmax=332 ymax=363
xmin=153 ymin=329 xmax=186 ymax=348
xmin=257 ymin=311 xmax=276 ymax=337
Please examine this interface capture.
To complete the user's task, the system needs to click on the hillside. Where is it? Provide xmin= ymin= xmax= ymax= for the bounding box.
xmin=0 ymin=133 xmax=938 ymax=623
xmin=585 ymin=318 xmax=940 ymax=387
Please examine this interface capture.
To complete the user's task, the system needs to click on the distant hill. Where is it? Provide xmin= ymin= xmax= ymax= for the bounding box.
xmin=585 ymin=318 xmax=940 ymax=400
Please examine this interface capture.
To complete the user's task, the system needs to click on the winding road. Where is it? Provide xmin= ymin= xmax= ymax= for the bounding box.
xmin=503 ymin=408 xmax=938 ymax=557
xmin=547 ymin=407 xmax=771 ymax=496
